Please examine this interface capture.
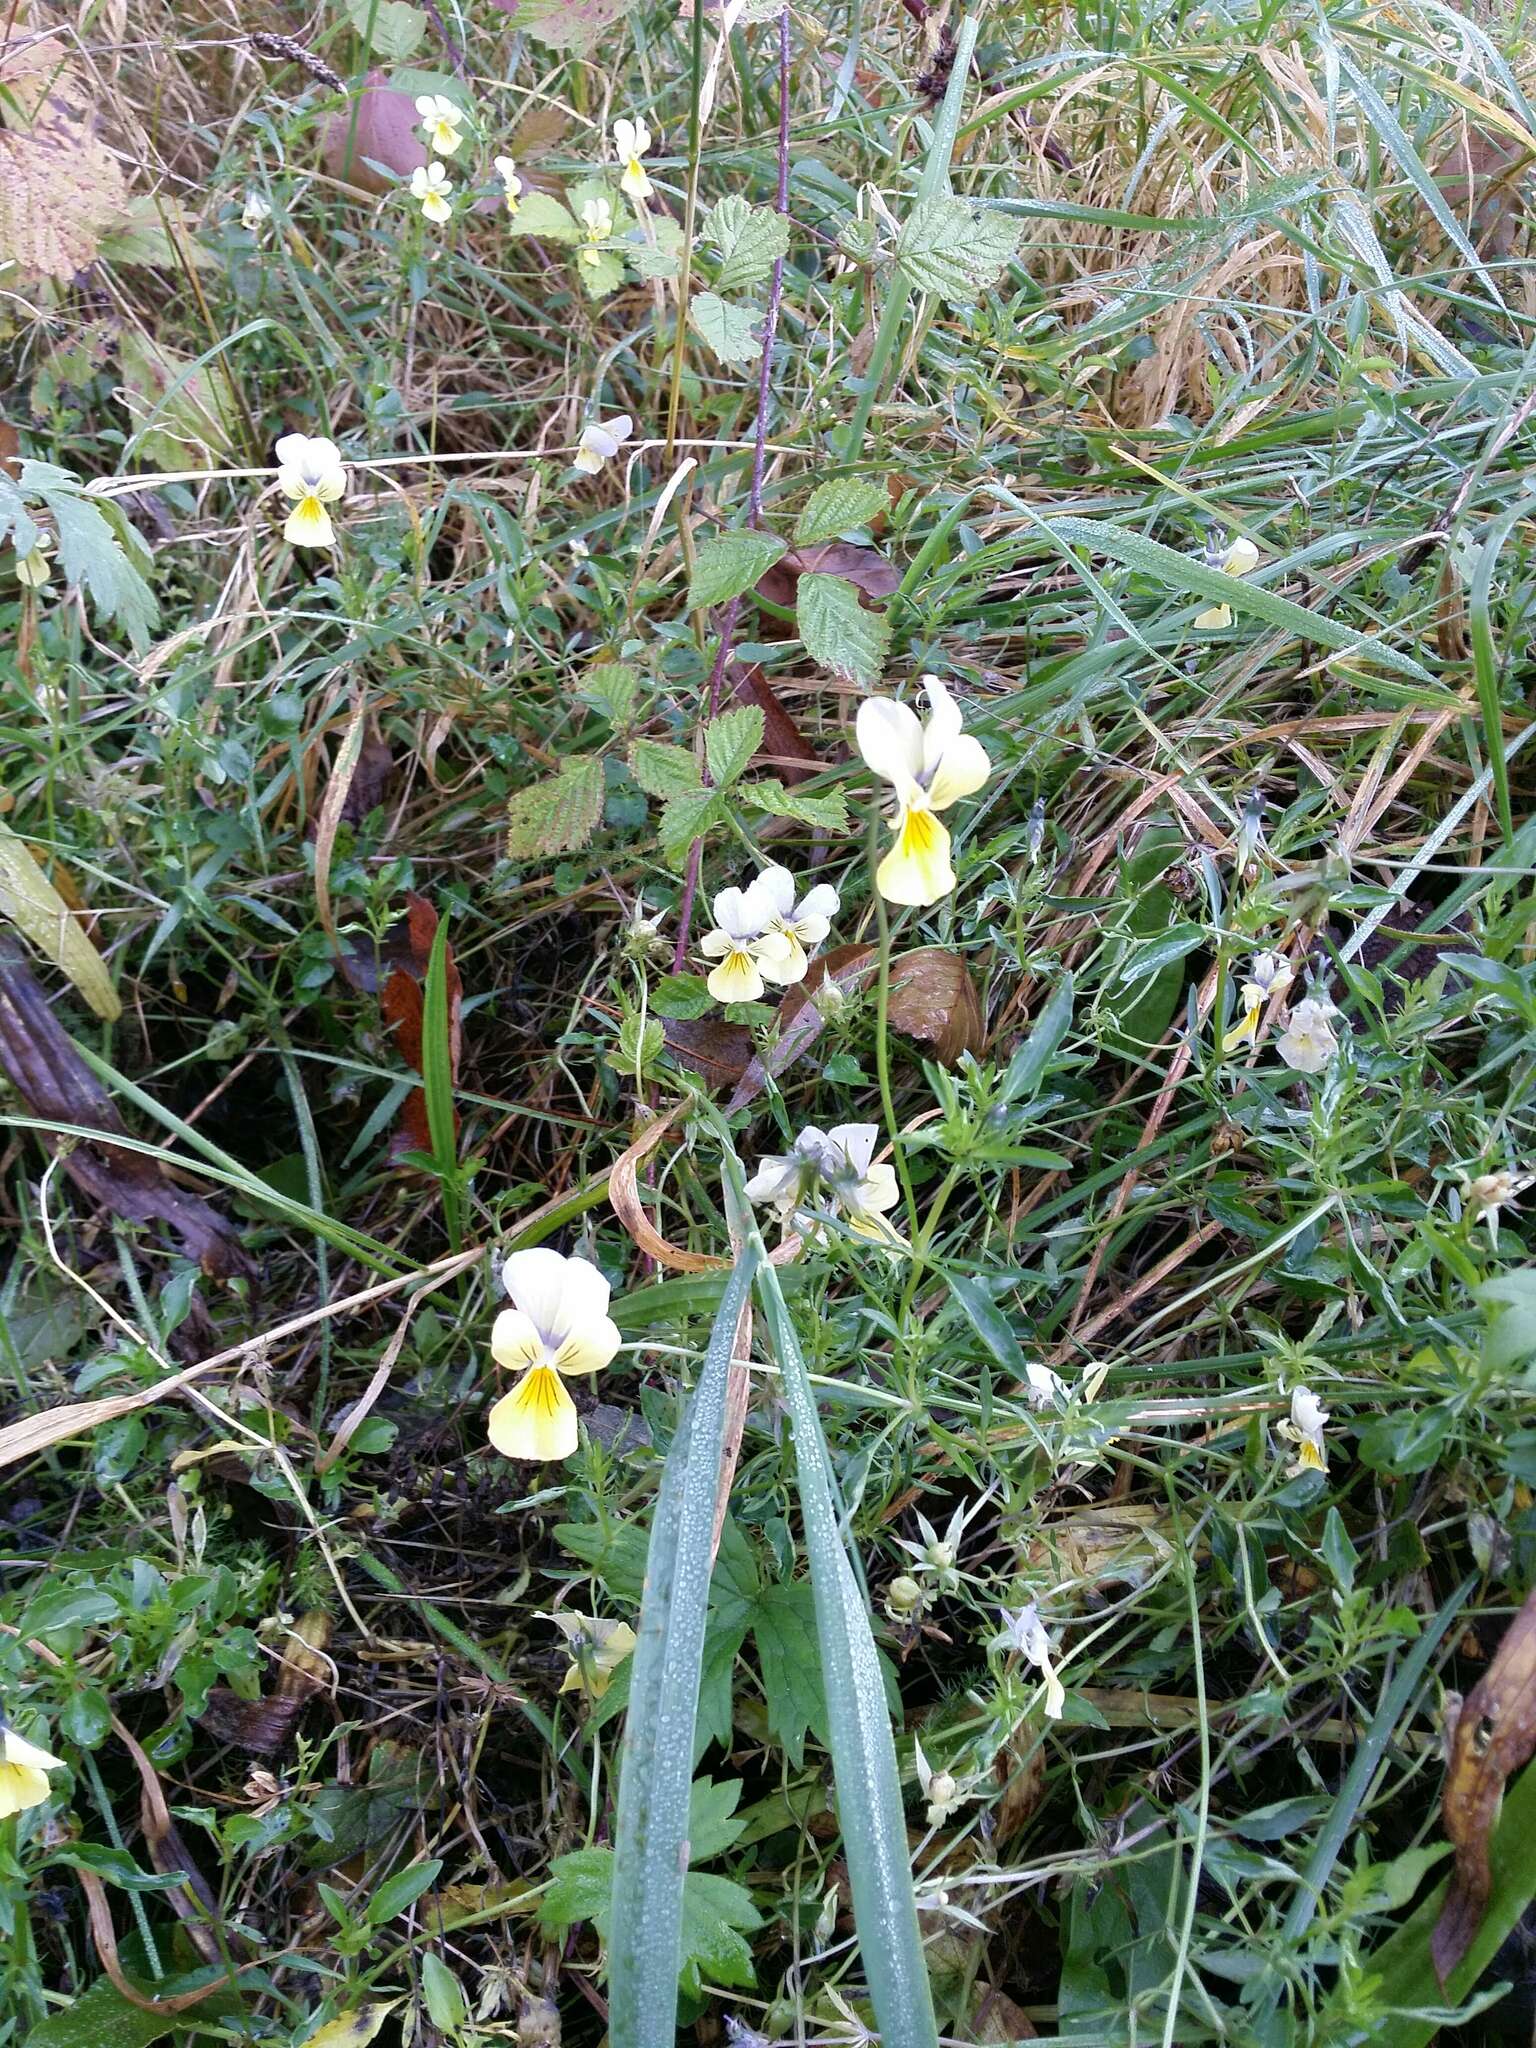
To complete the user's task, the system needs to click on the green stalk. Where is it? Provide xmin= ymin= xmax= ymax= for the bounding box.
xmin=839 ymin=8 xmax=982 ymax=460
xmin=869 ymin=811 xmax=921 ymax=1247
xmin=664 ymin=0 xmax=707 ymax=462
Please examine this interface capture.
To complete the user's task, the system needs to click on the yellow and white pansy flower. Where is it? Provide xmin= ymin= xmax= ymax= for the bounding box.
xmin=415 ymin=93 xmax=465 ymax=156
xmin=754 ymin=864 xmax=839 ymax=985
xmin=699 ymin=876 xmax=795 ymax=1004
xmin=274 ymin=434 xmax=348 ymax=550
xmin=410 ymin=162 xmax=454 ymax=225
xmin=493 ymin=155 xmax=523 ymax=217
xmin=1275 ymin=995 xmax=1339 ymax=1075
xmin=746 ymin=1123 xmax=902 ymax=1246
xmin=545 ymin=1612 xmax=637 ymax=1700
xmin=1195 ymin=534 xmax=1260 ymax=630
xmin=573 ymin=413 xmax=633 ymax=476
xmin=578 ymin=196 xmax=613 ymax=267
xmin=486 ymin=1248 xmax=622 ymax=1463
xmin=1278 ymin=1384 xmax=1329 ymax=1475
xmin=994 ymin=1603 xmax=1065 ymax=1719
xmin=856 ymin=675 xmax=991 ymax=908
xmin=912 ymin=1737 xmax=966 ymax=1827
xmin=613 ymin=117 xmax=654 ymax=203
xmin=15 ymin=536 xmax=52 ymax=589
xmin=0 ymin=1723 xmax=65 ymax=1819
xmin=1224 ymin=950 xmax=1293 ymax=1051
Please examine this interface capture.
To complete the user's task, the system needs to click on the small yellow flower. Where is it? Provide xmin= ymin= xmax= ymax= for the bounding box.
xmin=745 ymin=1123 xmax=903 ymax=1247
xmin=754 ymin=864 xmax=839 ymax=986
xmin=1223 ymin=950 xmax=1293 ymax=1052
xmin=0 ymin=1722 xmax=64 ymax=1819
xmin=545 ymin=1612 xmax=637 ymax=1700
xmin=493 ymin=154 xmax=523 ymax=217
xmin=410 ymin=161 xmax=454 ymax=225
xmin=578 ymin=195 xmax=613 ymax=268
xmin=613 ymin=116 xmax=654 ymax=204
xmin=486 ymin=1249 xmax=621 ymax=1462
xmin=274 ymin=433 xmax=348 ymax=550
xmin=699 ymin=876 xmax=797 ymax=1004
xmin=1278 ymin=1385 xmax=1329 ymax=1476
xmin=415 ymin=93 xmax=465 ymax=157
xmin=573 ymin=413 xmax=633 ymax=475
xmin=856 ymin=675 xmax=991 ymax=907
xmin=1195 ymin=534 xmax=1260 ymax=630
xmin=1275 ymin=996 xmax=1339 ymax=1075
xmin=14 ymin=536 xmax=52 ymax=589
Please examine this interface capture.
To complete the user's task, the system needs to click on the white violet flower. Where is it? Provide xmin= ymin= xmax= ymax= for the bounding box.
xmin=856 ymin=675 xmax=991 ymax=907
xmin=274 ymin=434 xmax=348 ymax=550
xmin=410 ymin=161 xmax=454 ymax=225
xmin=1195 ymin=533 xmax=1260 ymax=630
xmin=699 ymin=875 xmax=796 ymax=1004
xmin=1278 ymin=1384 xmax=1329 ymax=1476
xmin=493 ymin=155 xmax=523 ymax=216
xmin=1225 ymin=950 xmax=1294 ymax=1051
xmin=613 ymin=116 xmax=654 ymax=203
xmin=1461 ymin=1168 xmax=1535 ymax=1252
xmin=1275 ymin=995 xmax=1339 ymax=1075
xmin=754 ymin=863 xmax=839 ymax=984
xmin=995 ymin=1602 xmax=1066 ymax=1719
xmin=574 ymin=413 xmax=634 ymax=476
xmin=416 ymin=92 xmax=466 ymax=157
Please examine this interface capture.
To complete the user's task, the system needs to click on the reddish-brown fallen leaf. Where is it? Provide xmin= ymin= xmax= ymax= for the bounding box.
xmin=0 ymin=936 xmax=249 ymax=1275
xmin=379 ymin=896 xmax=462 ymax=1159
xmin=1434 ymin=1583 xmax=1536 ymax=1982
xmin=198 ymin=1611 xmax=332 ymax=1754
xmin=662 ymin=1016 xmax=753 ymax=1089
xmin=888 ymin=946 xmax=985 ymax=1066
xmin=321 ymin=72 xmax=427 ymax=193
xmin=757 ymin=539 xmax=902 ymax=609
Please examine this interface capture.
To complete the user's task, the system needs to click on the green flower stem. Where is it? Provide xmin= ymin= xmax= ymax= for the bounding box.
xmin=664 ymin=0 xmax=706 ymax=463
xmin=839 ymin=7 xmax=981 ymax=461
xmin=869 ymin=809 xmax=921 ymax=1247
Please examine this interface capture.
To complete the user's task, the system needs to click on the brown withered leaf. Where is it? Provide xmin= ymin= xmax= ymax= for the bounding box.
xmin=1433 ymin=1583 xmax=1536 ymax=1982
xmin=379 ymin=896 xmax=461 ymax=1159
xmin=0 ymin=32 xmax=128 ymax=282
xmin=199 ymin=1613 xmax=332 ymax=1754
xmin=757 ymin=539 xmax=902 ymax=609
xmin=973 ymin=1989 xmax=1038 ymax=2042
xmin=888 ymin=946 xmax=985 ymax=1065
xmin=1433 ymin=125 xmax=1533 ymax=262
xmin=0 ymin=936 xmax=249 ymax=1274
xmin=662 ymin=1016 xmax=753 ymax=1089
xmin=0 ymin=420 xmax=19 ymax=479
xmin=321 ymin=71 xmax=428 ymax=193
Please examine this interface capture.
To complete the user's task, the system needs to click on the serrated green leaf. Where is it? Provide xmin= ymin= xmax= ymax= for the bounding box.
xmin=677 ymin=1872 xmax=762 ymax=1996
xmin=577 ymin=247 xmax=626 ymax=301
xmin=704 ymin=193 xmax=790 ymax=294
xmin=688 ymin=292 xmax=762 ymax=365
xmin=751 ymin=1582 xmax=826 ymax=1769
xmin=894 ymin=197 xmax=1021 ymax=306
xmin=579 ymin=661 xmax=639 ymax=726
xmin=659 ymin=789 xmax=727 ymax=868
xmin=504 ymin=754 xmax=605 ymax=859
xmin=33 ymin=474 xmax=158 ymax=648
xmin=541 ymin=1846 xmax=614 ymax=1930
xmin=625 ymin=214 xmax=683 ymax=279
xmin=705 ymin=706 xmax=765 ymax=788
xmin=629 ymin=739 xmax=702 ymax=800
xmin=508 ymin=188 xmax=581 ymax=243
xmin=796 ymin=573 xmax=890 ymax=686
xmin=795 ymin=476 xmax=889 ymax=547
xmin=688 ymin=530 xmax=786 ymax=610
xmin=342 ymin=0 xmax=426 ymax=58
xmin=0 ymin=476 xmax=41 ymax=556
xmin=687 ymin=1776 xmax=748 ymax=1863
xmin=503 ymin=0 xmax=644 ymax=54
xmin=739 ymin=778 xmax=850 ymax=833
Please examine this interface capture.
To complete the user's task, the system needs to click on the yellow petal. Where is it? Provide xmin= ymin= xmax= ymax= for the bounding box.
xmin=875 ymin=806 xmax=954 ymax=908
xmin=2 ymin=1727 xmax=63 ymax=1772
xmin=553 ymin=1313 xmax=622 ymax=1378
xmin=707 ymin=947 xmax=764 ymax=1004
xmin=621 ymin=161 xmax=653 ymax=202
xmin=1294 ymin=1436 xmax=1327 ymax=1472
xmin=1223 ymin=1002 xmax=1260 ymax=1052
xmin=487 ymin=1367 xmax=578 ymax=1461
xmin=283 ymin=494 xmax=335 ymax=549
xmin=0 ymin=1761 xmax=53 ymax=1818
xmin=304 ymin=2007 xmax=398 ymax=2048
xmin=926 ymin=734 xmax=991 ymax=811
xmin=1194 ymin=602 xmax=1231 ymax=630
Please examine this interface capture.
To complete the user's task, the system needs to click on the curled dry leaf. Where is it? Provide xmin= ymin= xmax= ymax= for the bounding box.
xmin=198 ymin=1610 xmax=332 ymax=1754
xmin=608 ymin=1109 xmax=800 ymax=1272
xmin=378 ymin=894 xmax=462 ymax=1160
xmin=321 ymin=70 xmax=428 ymax=193
xmin=1433 ymin=1582 xmax=1536 ymax=1982
xmin=888 ymin=946 xmax=985 ymax=1066
xmin=0 ymin=935 xmax=248 ymax=1273
xmin=756 ymin=539 xmax=902 ymax=609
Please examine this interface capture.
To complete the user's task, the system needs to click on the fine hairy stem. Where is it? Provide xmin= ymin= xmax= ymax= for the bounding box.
xmin=673 ymin=8 xmax=795 ymax=964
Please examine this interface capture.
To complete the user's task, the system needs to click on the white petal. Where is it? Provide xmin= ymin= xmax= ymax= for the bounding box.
xmin=919 ymin=675 xmax=965 ymax=779
xmin=926 ymin=733 xmax=990 ymax=811
xmin=855 ymin=696 xmax=924 ymax=789
xmin=710 ymin=885 xmax=758 ymax=940
xmin=828 ymin=1123 xmax=879 ymax=1178
xmin=1224 ymin=536 xmax=1260 ymax=577
xmin=500 ymin=1247 xmax=573 ymax=1340
xmin=756 ymin=865 xmax=797 ymax=919
xmin=604 ymin=413 xmax=633 ymax=446
xmin=796 ymin=882 xmax=840 ymax=923
xmin=745 ymin=1155 xmax=796 ymax=1202
xmin=548 ymin=1254 xmax=612 ymax=1338
xmin=274 ymin=432 xmax=310 ymax=469
xmin=613 ymin=118 xmax=638 ymax=156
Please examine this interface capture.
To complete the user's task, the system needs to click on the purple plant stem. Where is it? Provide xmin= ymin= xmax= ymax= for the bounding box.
xmin=672 ymin=7 xmax=793 ymax=969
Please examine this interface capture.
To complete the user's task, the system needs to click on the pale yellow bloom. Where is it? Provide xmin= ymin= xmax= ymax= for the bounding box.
xmin=546 ymin=1612 xmax=637 ymax=1700
xmin=745 ymin=1123 xmax=903 ymax=1247
xmin=613 ymin=116 xmax=654 ymax=203
xmin=1223 ymin=950 xmax=1293 ymax=1051
xmin=699 ymin=876 xmax=796 ymax=1004
xmin=995 ymin=1604 xmax=1065 ymax=1719
xmin=1275 ymin=996 xmax=1339 ymax=1075
xmin=493 ymin=155 xmax=523 ymax=217
xmin=415 ymin=93 xmax=465 ymax=157
xmin=486 ymin=1249 xmax=621 ymax=1462
xmin=578 ymin=195 xmax=612 ymax=268
xmin=1462 ymin=1167 xmax=1534 ymax=1251
xmin=1278 ymin=1385 xmax=1329 ymax=1475
xmin=410 ymin=161 xmax=454 ymax=225
xmin=1195 ymin=534 xmax=1260 ymax=630
xmin=753 ymin=863 xmax=839 ymax=985
xmin=856 ymin=676 xmax=990 ymax=907
xmin=274 ymin=434 xmax=347 ymax=550
xmin=14 ymin=537 xmax=51 ymax=589
xmin=573 ymin=413 xmax=633 ymax=476
xmin=241 ymin=191 xmax=272 ymax=233
xmin=0 ymin=1723 xmax=64 ymax=1819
